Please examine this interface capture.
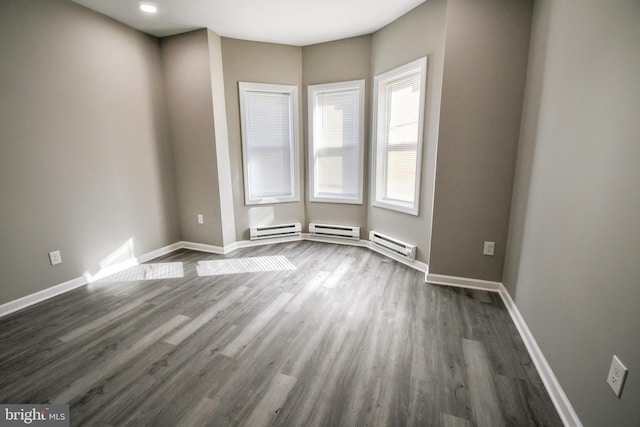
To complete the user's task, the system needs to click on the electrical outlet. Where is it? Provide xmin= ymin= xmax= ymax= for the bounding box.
xmin=607 ymin=355 xmax=628 ymax=397
xmin=483 ymin=241 xmax=495 ymax=256
xmin=48 ymin=250 xmax=62 ymax=266
xmin=197 ymin=214 xmax=204 ymax=225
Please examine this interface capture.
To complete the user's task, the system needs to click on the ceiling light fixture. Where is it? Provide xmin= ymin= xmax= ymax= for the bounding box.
xmin=138 ymin=2 xmax=158 ymax=14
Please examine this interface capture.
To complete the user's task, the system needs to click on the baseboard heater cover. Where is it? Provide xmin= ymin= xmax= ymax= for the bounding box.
xmin=250 ymin=223 xmax=302 ymax=240
xmin=308 ymin=223 xmax=360 ymax=240
xmin=369 ymin=231 xmax=416 ymax=260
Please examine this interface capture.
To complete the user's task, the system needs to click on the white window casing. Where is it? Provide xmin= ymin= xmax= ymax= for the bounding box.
xmin=308 ymin=80 xmax=365 ymax=204
xmin=239 ymin=82 xmax=300 ymax=205
xmin=371 ymin=57 xmax=427 ymax=216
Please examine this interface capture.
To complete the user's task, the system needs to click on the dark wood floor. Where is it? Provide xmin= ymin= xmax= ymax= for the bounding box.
xmin=0 ymin=241 xmax=562 ymax=426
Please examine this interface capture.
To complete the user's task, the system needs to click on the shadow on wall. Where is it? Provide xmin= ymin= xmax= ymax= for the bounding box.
xmin=503 ymin=0 xmax=553 ymax=297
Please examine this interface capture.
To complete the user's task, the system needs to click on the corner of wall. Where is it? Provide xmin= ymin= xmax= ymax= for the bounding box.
xmin=207 ymin=30 xmax=237 ymax=247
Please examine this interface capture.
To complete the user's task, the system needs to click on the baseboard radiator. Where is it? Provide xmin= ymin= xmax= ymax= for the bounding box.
xmin=249 ymin=223 xmax=301 ymax=240
xmin=369 ymin=231 xmax=416 ymax=260
xmin=308 ymin=223 xmax=360 ymax=240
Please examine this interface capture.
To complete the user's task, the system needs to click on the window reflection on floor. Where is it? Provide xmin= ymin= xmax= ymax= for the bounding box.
xmin=103 ymin=262 xmax=185 ymax=281
xmin=196 ymin=256 xmax=296 ymax=276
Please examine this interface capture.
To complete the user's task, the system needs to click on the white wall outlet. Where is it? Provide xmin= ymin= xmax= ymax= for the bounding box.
xmin=607 ymin=355 xmax=628 ymax=397
xmin=483 ymin=241 xmax=495 ymax=256
xmin=48 ymin=250 xmax=62 ymax=266
xmin=197 ymin=214 xmax=204 ymax=224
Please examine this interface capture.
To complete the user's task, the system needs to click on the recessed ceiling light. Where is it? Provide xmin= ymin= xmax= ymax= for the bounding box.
xmin=138 ymin=2 xmax=157 ymax=14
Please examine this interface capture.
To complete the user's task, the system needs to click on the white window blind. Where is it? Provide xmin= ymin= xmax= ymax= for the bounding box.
xmin=308 ymin=80 xmax=364 ymax=204
xmin=372 ymin=58 xmax=427 ymax=215
xmin=239 ymin=82 xmax=299 ymax=205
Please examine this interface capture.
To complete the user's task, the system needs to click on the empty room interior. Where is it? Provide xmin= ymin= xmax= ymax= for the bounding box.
xmin=0 ymin=0 xmax=638 ymax=425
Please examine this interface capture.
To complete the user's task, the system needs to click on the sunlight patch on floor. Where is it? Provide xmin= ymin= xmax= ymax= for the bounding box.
xmin=103 ymin=262 xmax=185 ymax=281
xmin=196 ymin=256 xmax=296 ymax=276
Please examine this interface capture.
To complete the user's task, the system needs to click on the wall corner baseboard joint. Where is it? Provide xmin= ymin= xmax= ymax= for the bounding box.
xmin=0 ymin=276 xmax=87 ymax=318
xmin=179 ymin=241 xmax=226 ymax=254
xmin=425 ymin=273 xmax=502 ymax=291
xmin=497 ymin=285 xmax=583 ymax=427
xmin=424 ymin=273 xmax=582 ymax=426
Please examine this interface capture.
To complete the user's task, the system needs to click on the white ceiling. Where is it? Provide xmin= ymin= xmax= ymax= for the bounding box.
xmin=71 ymin=0 xmax=426 ymax=46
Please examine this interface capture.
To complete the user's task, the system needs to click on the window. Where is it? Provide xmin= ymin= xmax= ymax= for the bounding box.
xmin=239 ymin=82 xmax=299 ymax=205
xmin=308 ymin=80 xmax=365 ymax=204
xmin=371 ymin=57 xmax=427 ymax=215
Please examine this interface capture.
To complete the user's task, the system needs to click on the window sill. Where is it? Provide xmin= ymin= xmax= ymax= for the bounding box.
xmin=371 ymin=200 xmax=419 ymax=216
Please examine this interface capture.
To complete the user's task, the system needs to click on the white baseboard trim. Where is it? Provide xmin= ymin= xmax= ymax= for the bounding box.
xmin=138 ymin=241 xmax=183 ymax=263
xmin=234 ymin=235 xmax=303 ymax=249
xmin=178 ymin=236 xmax=304 ymax=256
xmin=83 ymin=258 xmax=139 ymax=283
xmin=0 ymin=241 xmax=183 ymax=318
xmin=179 ymin=241 xmax=225 ymax=255
xmin=426 ymin=273 xmax=502 ymax=291
xmin=366 ymin=242 xmax=428 ymax=273
xmin=302 ymin=233 xmax=368 ymax=247
xmin=497 ymin=285 xmax=582 ymax=427
xmin=179 ymin=235 xmax=429 ymax=274
xmin=83 ymin=242 xmax=182 ymax=283
xmin=424 ymin=272 xmax=581 ymax=426
xmin=0 ymin=276 xmax=87 ymax=318
xmin=302 ymin=234 xmax=428 ymax=273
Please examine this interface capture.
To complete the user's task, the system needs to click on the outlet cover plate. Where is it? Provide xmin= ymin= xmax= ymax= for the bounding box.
xmin=49 ymin=250 xmax=62 ymax=266
xmin=607 ymin=355 xmax=628 ymax=397
xmin=483 ymin=241 xmax=495 ymax=256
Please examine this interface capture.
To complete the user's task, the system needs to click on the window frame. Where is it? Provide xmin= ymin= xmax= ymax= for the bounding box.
xmin=371 ymin=57 xmax=427 ymax=216
xmin=238 ymin=82 xmax=300 ymax=205
xmin=307 ymin=79 xmax=365 ymax=204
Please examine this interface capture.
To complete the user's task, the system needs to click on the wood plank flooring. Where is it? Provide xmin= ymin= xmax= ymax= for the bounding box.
xmin=0 ymin=241 xmax=562 ymax=426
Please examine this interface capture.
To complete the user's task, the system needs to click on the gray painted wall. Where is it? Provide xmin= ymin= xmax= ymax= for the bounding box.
xmin=302 ymin=36 xmax=372 ymax=238
xmin=369 ymin=0 xmax=447 ymax=263
xmin=0 ymin=0 xmax=179 ymax=304
xmin=429 ymin=0 xmax=532 ymax=280
xmin=504 ymin=0 xmax=640 ymax=424
xmin=161 ymin=29 xmax=225 ymax=246
xmin=221 ymin=38 xmax=305 ymax=241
